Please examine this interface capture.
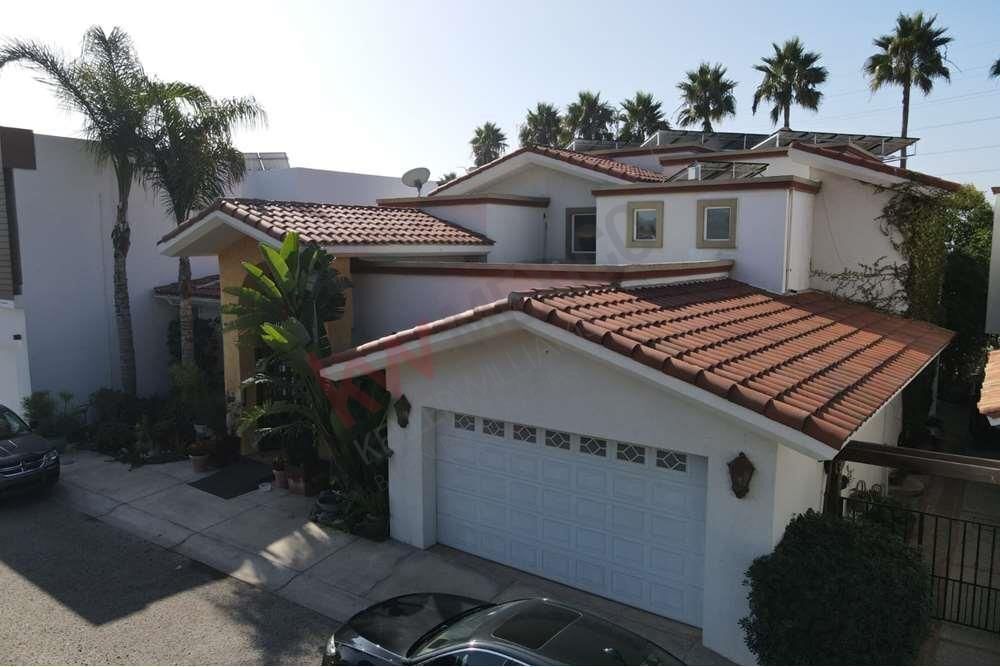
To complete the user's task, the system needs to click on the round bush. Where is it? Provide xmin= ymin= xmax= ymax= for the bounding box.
xmin=740 ymin=509 xmax=932 ymax=665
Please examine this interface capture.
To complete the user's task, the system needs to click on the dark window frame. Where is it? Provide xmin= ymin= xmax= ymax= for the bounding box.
xmin=564 ymin=207 xmax=597 ymax=263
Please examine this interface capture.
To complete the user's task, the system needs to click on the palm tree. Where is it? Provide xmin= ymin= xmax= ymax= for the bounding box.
xmin=991 ymin=57 xmax=999 ymax=78
xmin=618 ymin=91 xmax=669 ymax=144
xmin=676 ymin=63 xmax=738 ymax=132
xmin=563 ymin=91 xmax=617 ymax=142
xmin=864 ymin=11 xmax=953 ymax=169
xmin=437 ymin=172 xmax=457 ymax=184
xmin=752 ymin=38 xmax=828 ymax=129
xmin=0 ymin=27 xmax=199 ymax=395
xmin=143 ymin=90 xmax=265 ymax=365
xmin=470 ymin=122 xmax=507 ymax=167
xmin=518 ymin=102 xmax=562 ymax=147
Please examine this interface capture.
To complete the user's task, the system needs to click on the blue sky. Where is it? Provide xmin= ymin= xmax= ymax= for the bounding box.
xmin=1 ymin=0 xmax=998 ymax=193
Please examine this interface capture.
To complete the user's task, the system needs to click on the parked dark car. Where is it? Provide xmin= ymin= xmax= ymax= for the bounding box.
xmin=0 ymin=404 xmax=59 ymax=495
xmin=323 ymin=594 xmax=682 ymax=666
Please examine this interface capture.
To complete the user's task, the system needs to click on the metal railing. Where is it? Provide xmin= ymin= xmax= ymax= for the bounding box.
xmin=843 ymin=495 xmax=1000 ymax=632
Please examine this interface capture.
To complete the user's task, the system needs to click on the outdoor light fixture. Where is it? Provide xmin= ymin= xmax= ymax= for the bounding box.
xmin=394 ymin=395 xmax=411 ymax=428
xmin=728 ymin=452 xmax=755 ymax=499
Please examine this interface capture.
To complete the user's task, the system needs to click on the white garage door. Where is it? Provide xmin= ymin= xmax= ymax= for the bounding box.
xmin=435 ymin=411 xmax=706 ymax=627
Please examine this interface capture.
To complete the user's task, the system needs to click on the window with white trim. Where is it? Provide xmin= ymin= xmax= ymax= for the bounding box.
xmin=704 ymin=207 xmax=732 ymax=241
xmin=696 ymin=198 xmax=738 ymax=249
xmin=571 ymin=212 xmax=596 ymax=254
xmin=626 ymin=201 xmax=664 ymax=248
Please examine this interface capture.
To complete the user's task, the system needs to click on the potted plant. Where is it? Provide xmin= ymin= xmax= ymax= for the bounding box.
xmin=287 ymin=464 xmax=305 ymax=495
xmin=346 ymin=483 xmax=389 ymax=541
xmin=272 ymin=455 xmax=288 ymax=489
xmin=187 ymin=439 xmax=213 ymax=472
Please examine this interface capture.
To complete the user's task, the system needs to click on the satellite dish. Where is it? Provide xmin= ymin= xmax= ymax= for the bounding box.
xmin=402 ymin=167 xmax=431 ymax=196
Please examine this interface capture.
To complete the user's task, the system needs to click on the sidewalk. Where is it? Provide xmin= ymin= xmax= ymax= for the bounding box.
xmin=52 ymin=450 xmax=727 ymax=665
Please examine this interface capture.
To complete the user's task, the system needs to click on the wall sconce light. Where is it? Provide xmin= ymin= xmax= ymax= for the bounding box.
xmin=728 ymin=452 xmax=755 ymax=499
xmin=393 ymin=395 xmax=411 ymax=428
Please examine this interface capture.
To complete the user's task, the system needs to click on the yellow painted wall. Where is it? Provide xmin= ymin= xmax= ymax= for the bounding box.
xmin=325 ymin=256 xmax=354 ymax=353
xmin=218 ymin=237 xmax=355 ymax=402
xmin=219 ymin=235 xmax=263 ymax=401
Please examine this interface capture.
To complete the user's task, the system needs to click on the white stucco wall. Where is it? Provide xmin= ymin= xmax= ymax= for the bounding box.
xmin=14 ymin=133 xmax=415 ymax=400
xmin=237 ymin=167 xmax=424 ymax=204
xmin=786 ymin=189 xmax=816 ymax=291
xmin=13 ymin=134 xmax=220 ymax=398
xmin=352 ymin=271 xmax=601 ymax=343
xmin=843 ymin=392 xmax=904 ymax=492
xmin=809 ymin=169 xmax=899 ymax=296
xmin=477 ymin=165 xmax=606 ymax=262
xmin=595 ymin=188 xmax=795 ymax=293
xmin=418 ymin=203 xmax=545 ymax=263
xmin=385 ymin=327 xmax=829 ymax=663
xmin=0 ymin=302 xmax=31 ymax=415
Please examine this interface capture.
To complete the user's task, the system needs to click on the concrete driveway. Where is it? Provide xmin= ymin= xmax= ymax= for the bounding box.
xmin=53 ymin=450 xmax=728 ymax=665
xmin=0 ymin=490 xmax=332 ymax=664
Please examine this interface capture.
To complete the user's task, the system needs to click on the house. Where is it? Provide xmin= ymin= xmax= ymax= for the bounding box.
xmin=0 ymin=127 xmax=425 ymax=407
xmin=159 ymin=128 xmax=960 ymax=663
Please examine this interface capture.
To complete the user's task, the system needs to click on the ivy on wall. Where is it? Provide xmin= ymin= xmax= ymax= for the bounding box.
xmin=813 ymin=183 xmax=996 ymax=442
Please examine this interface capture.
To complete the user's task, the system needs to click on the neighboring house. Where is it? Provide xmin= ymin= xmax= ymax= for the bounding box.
xmin=0 ymin=127 xmax=426 ymax=406
xmin=160 ymin=127 xmax=960 ymax=663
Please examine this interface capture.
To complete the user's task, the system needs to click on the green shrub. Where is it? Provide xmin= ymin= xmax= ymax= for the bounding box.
xmin=741 ymin=509 xmax=932 ymax=665
xmin=93 ymin=421 xmax=136 ymax=456
xmin=21 ymin=390 xmax=57 ymax=434
xmin=90 ymin=388 xmax=143 ymax=426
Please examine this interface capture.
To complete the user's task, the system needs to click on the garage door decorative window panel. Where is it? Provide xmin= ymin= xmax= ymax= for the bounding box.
xmin=434 ymin=411 xmax=707 ymax=627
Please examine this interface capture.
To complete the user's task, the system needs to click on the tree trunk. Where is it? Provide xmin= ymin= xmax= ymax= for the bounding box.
xmin=178 ymin=255 xmax=195 ymax=365
xmin=783 ymin=105 xmax=791 ymax=130
xmin=900 ymin=77 xmax=911 ymax=170
xmin=111 ymin=200 xmax=137 ymax=395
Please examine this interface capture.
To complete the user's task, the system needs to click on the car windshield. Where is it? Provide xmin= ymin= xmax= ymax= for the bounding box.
xmin=0 ymin=408 xmax=30 ymax=438
xmin=409 ymin=602 xmax=518 ymax=658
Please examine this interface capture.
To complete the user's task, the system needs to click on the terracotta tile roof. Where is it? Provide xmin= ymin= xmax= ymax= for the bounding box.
xmin=327 ymin=279 xmax=953 ymax=449
xmin=979 ymin=351 xmax=1000 ymax=419
xmin=159 ymin=198 xmax=494 ymax=247
xmin=153 ymin=274 xmax=221 ymax=300
xmin=429 ymin=146 xmax=670 ymax=196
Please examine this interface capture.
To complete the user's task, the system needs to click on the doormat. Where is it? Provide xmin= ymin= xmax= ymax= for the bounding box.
xmin=188 ymin=458 xmax=273 ymax=499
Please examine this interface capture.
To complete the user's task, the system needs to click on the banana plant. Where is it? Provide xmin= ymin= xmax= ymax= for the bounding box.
xmin=239 ymin=318 xmax=390 ymax=493
xmin=222 ymin=232 xmax=350 ymax=356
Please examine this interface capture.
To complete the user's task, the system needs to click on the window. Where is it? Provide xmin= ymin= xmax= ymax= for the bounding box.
xmin=545 ymin=430 xmax=570 ymax=450
xmin=571 ymin=212 xmax=596 ymax=253
xmin=512 ymin=423 xmax=537 ymax=443
xmin=704 ymin=207 xmax=732 ymax=241
xmin=453 ymin=413 xmax=475 ymax=431
xmin=656 ymin=449 xmax=688 ymax=472
xmin=696 ymin=198 xmax=738 ymax=249
xmin=626 ymin=201 xmax=663 ymax=248
xmin=482 ymin=418 xmax=505 ymax=438
xmin=579 ymin=436 xmax=607 ymax=457
xmin=565 ymin=207 xmax=597 ymax=261
xmin=616 ymin=443 xmax=646 ymax=465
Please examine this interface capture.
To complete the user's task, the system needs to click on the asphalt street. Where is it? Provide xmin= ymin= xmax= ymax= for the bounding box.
xmin=0 ymin=487 xmax=333 ymax=665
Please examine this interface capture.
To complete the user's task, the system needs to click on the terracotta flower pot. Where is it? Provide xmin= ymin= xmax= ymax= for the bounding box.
xmin=189 ymin=454 xmax=211 ymax=473
xmin=273 ymin=469 xmax=288 ymax=489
